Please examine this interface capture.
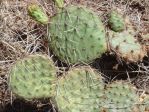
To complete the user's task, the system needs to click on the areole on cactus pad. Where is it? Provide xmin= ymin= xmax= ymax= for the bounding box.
xmin=49 ymin=5 xmax=107 ymax=64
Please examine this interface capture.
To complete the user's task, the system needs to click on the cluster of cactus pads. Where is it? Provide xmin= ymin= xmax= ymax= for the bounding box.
xmin=108 ymin=9 xmax=146 ymax=62
xmin=8 ymin=3 xmax=149 ymax=112
xmin=9 ymin=54 xmax=149 ymax=111
xmin=28 ymin=4 xmax=147 ymax=64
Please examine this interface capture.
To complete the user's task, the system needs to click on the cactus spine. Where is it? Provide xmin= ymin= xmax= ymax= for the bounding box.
xmin=107 ymin=9 xmax=147 ymax=62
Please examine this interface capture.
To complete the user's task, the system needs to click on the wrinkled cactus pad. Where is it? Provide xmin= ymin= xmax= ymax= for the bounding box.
xmin=108 ymin=31 xmax=146 ymax=62
xmin=54 ymin=67 xmax=105 ymax=112
xmin=49 ymin=5 xmax=107 ymax=64
xmin=9 ymin=54 xmax=57 ymax=99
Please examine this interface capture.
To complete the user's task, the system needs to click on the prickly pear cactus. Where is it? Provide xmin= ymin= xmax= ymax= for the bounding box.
xmin=108 ymin=10 xmax=125 ymax=32
xmin=108 ymin=31 xmax=146 ymax=62
xmin=49 ymin=5 xmax=107 ymax=64
xmin=28 ymin=4 xmax=49 ymax=24
xmin=9 ymin=55 xmax=57 ymax=99
xmin=54 ymin=67 xmax=105 ymax=112
xmin=101 ymin=81 xmax=139 ymax=112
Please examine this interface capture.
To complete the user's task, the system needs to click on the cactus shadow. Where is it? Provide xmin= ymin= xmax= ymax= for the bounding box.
xmin=3 ymin=99 xmax=56 ymax=112
xmin=91 ymin=54 xmax=139 ymax=82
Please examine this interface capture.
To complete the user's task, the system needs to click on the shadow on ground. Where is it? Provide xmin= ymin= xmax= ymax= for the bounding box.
xmin=2 ymin=99 xmax=55 ymax=112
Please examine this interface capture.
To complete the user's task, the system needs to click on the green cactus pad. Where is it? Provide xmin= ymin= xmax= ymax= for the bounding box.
xmin=108 ymin=10 xmax=125 ymax=32
xmin=49 ymin=5 xmax=107 ymax=64
xmin=109 ymin=31 xmax=146 ymax=62
xmin=28 ymin=4 xmax=49 ymax=24
xmin=9 ymin=55 xmax=57 ymax=99
xmin=54 ymin=67 xmax=105 ymax=112
xmin=101 ymin=81 xmax=139 ymax=112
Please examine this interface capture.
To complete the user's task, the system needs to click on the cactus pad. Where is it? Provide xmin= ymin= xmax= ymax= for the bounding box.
xmin=28 ymin=4 xmax=49 ymax=24
xmin=102 ymin=81 xmax=139 ymax=112
xmin=49 ymin=5 xmax=107 ymax=64
xmin=9 ymin=55 xmax=57 ymax=99
xmin=109 ymin=31 xmax=146 ymax=62
xmin=108 ymin=10 xmax=125 ymax=32
xmin=54 ymin=67 xmax=105 ymax=112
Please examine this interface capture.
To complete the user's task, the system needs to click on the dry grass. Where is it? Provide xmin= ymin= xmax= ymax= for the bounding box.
xmin=0 ymin=0 xmax=149 ymax=111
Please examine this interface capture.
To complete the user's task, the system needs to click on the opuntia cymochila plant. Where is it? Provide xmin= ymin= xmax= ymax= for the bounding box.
xmin=9 ymin=54 xmax=57 ymax=100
